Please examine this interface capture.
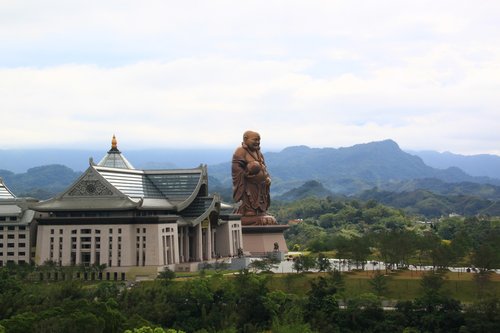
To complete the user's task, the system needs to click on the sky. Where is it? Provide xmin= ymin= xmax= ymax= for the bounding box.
xmin=1 ymin=0 xmax=499 ymax=155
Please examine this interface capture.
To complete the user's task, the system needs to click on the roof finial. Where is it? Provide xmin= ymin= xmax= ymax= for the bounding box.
xmin=111 ymin=134 xmax=117 ymax=150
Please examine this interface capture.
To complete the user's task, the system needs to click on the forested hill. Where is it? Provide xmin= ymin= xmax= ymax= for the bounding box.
xmin=3 ymin=139 xmax=500 ymax=207
xmin=0 ymin=165 xmax=81 ymax=199
xmin=411 ymin=150 xmax=500 ymax=179
xmin=209 ymin=139 xmax=500 ymax=195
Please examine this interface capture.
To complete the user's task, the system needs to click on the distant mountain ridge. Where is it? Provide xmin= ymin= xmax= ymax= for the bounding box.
xmin=410 ymin=150 xmax=500 ymax=180
xmin=0 ymin=165 xmax=81 ymax=199
xmin=209 ymin=139 xmax=500 ymax=195
xmin=3 ymin=139 xmax=500 ymax=204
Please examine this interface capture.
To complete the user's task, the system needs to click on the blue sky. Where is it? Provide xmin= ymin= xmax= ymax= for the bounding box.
xmin=1 ymin=1 xmax=499 ymax=155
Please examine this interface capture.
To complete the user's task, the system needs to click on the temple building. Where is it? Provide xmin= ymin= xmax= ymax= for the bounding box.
xmin=33 ymin=136 xmax=242 ymax=279
xmin=0 ymin=178 xmax=37 ymax=266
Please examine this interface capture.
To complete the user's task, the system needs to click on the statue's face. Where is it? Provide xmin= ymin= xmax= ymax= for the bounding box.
xmin=245 ymin=133 xmax=261 ymax=151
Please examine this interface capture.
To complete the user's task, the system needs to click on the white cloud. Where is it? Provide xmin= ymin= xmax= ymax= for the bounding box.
xmin=1 ymin=1 xmax=500 ymax=155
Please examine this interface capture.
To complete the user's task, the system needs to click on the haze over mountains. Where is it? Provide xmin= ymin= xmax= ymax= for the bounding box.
xmin=2 ymin=139 xmax=500 ymax=217
xmin=409 ymin=150 xmax=500 ymax=180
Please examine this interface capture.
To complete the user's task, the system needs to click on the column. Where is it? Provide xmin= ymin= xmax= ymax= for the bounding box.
xmin=196 ymin=224 xmax=203 ymax=261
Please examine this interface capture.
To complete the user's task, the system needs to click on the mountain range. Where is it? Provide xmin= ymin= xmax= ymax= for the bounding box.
xmin=209 ymin=139 xmax=500 ymax=195
xmin=3 ymin=139 xmax=500 ymax=218
xmin=409 ymin=150 xmax=500 ymax=179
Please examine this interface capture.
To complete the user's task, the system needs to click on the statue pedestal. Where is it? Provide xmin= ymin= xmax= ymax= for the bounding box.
xmin=242 ymin=224 xmax=289 ymax=255
xmin=241 ymin=215 xmax=276 ymax=225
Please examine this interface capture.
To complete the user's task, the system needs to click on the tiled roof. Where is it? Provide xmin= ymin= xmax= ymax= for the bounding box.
xmin=0 ymin=178 xmax=16 ymax=200
xmin=97 ymin=151 xmax=134 ymax=169
xmin=182 ymin=196 xmax=216 ymax=217
xmin=95 ymin=166 xmax=204 ymax=203
xmin=147 ymin=172 xmax=202 ymax=200
xmin=97 ymin=169 xmax=163 ymax=198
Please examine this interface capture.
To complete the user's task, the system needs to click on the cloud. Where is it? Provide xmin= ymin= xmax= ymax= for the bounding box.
xmin=0 ymin=1 xmax=500 ymax=155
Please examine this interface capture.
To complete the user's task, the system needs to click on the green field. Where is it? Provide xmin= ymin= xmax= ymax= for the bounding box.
xmin=263 ymin=270 xmax=500 ymax=303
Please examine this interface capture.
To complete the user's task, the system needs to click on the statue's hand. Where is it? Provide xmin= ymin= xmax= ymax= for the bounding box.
xmin=265 ymin=177 xmax=271 ymax=186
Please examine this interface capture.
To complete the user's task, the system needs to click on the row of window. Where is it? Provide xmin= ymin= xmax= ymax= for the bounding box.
xmin=0 ymin=243 xmax=26 ymax=248
xmin=0 ymin=234 xmax=26 ymax=239
xmin=52 ymin=228 xmax=124 ymax=235
xmin=0 ymin=216 xmax=17 ymax=221
xmin=0 ymin=225 xmax=26 ymax=231
xmin=0 ymin=252 xmax=27 ymax=256
xmin=0 ymin=260 xmax=27 ymax=266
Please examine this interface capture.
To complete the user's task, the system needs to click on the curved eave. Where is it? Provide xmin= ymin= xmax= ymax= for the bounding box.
xmin=33 ymin=197 xmax=139 ymax=211
xmin=0 ymin=177 xmax=17 ymax=199
xmin=171 ymin=165 xmax=208 ymax=211
xmin=184 ymin=194 xmax=221 ymax=227
xmin=138 ymin=198 xmax=176 ymax=210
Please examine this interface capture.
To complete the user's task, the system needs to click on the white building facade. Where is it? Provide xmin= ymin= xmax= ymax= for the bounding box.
xmin=31 ymin=138 xmax=242 ymax=279
xmin=0 ymin=178 xmax=37 ymax=267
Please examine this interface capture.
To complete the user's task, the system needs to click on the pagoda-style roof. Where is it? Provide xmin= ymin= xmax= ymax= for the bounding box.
xmin=97 ymin=135 xmax=134 ymax=169
xmin=33 ymin=136 xmax=220 ymax=226
xmin=0 ymin=178 xmax=38 ymax=225
xmin=0 ymin=177 xmax=16 ymax=200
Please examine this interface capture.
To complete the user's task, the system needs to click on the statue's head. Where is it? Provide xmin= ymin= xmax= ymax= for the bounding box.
xmin=243 ymin=130 xmax=261 ymax=151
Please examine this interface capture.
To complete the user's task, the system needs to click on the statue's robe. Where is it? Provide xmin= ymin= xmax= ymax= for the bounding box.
xmin=232 ymin=145 xmax=270 ymax=216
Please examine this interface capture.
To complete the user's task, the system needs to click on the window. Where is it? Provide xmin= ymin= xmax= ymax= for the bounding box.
xmin=95 ymin=230 xmax=101 ymax=234
xmin=143 ymin=228 xmax=146 ymax=233
xmin=19 ymin=243 xmax=26 ymax=248
xmin=19 ymin=234 xmax=26 ymax=239
xmin=118 ymin=228 xmax=122 ymax=234
xmin=51 ymin=229 xmax=54 ymax=234
xmin=72 ymin=230 xmax=77 ymax=234
xmin=7 ymin=235 xmax=14 ymax=239
xmin=7 ymin=226 xmax=15 ymax=231
xmin=109 ymin=229 xmax=113 ymax=234
xmin=81 ymin=229 xmax=91 ymax=234
xmin=59 ymin=229 xmax=63 ymax=234
xmin=19 ymin=226 xmax=26 ymax=230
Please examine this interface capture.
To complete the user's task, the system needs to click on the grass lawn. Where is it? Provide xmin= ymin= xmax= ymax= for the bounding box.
xmin=265 ymin=270 xmax=500 ymax=303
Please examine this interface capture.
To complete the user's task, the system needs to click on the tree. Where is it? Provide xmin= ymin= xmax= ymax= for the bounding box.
xmin=292 ymin=255 xmax=316 ymax=273
xmin=464 ymin=297 xmax=500 ymax=332
xmin=317 ymin=253 xmax=331 ymax=272
xmin=304 ymin=272 xmax=343 ymax=332
xmin=369 ymin=271 xmax=389 ymax=297
xmin=396 ymin=272 xmax=464 ymax=332
xmin=248 ymin=257 xmax=279 ymax=273
xmin=375 ymin=229 xmax=417 ymax=270
xmin=157 ymin=267 xmax=176 ymax=284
